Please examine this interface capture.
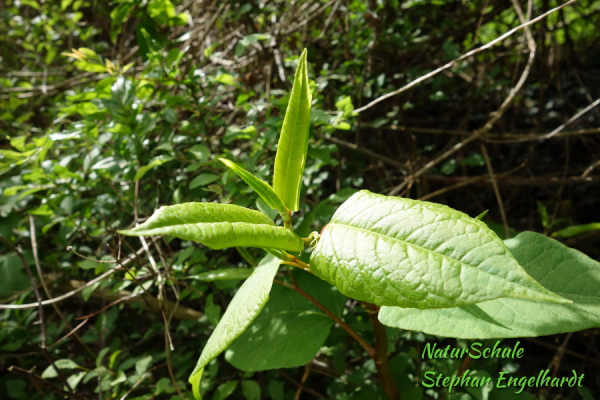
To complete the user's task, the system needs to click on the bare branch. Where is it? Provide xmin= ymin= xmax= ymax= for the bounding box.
xmin=354 ymin=0 xmax=577 ymax=114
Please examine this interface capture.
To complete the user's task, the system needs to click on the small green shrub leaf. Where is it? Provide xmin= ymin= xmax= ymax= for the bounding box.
xmin=219 ymin=158 xmax=285 ymax=214
xmin=552 ymin=222 xmax=600 ymax=238
xmin=379 ymin=232 xmax=600 ymax=338
xmin=188 ymin=254 xmax=281 ymax=399
xmin=273 ymin=49 xmax=311 ymax=212
xmin=310 ymin=191 xmax=568 ymax=308
xmin=189 ymin=173 xmax=220 ymax=189
xmin=119 ymin=203 xmax=303 ymax=251
xmin=225 ymin=270 xmax=345 ymax=371
xmin=192 ymin=268 xmax=253 ymax=282
xmin=134 ymin=155 xmax=174 ymax=181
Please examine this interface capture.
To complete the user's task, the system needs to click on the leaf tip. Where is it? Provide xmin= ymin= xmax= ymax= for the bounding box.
xmin=300 ymin=47 xmax=308 ymax=59
xmin=217 ymin=157 xmax=230 ymax=166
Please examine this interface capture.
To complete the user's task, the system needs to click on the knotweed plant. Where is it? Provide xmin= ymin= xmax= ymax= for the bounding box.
xmin=120 ymin=49 xmax=600 ymax=399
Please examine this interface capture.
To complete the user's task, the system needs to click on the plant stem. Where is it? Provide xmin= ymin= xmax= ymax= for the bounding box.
xmin=281 ymin=207 xmax=293 ymax=230
xmin=276 ymin=279 xmax=376 ymax=359
xmin=277 ymin=279 xmax=401 ymax=399
xmin=365 ymin=303 xmax=401 ymax=400
xmin=266 ymin=248 xmax=311 ymax=271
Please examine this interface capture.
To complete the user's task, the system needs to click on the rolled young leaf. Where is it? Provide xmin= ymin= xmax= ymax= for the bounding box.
xmin=379 ymin=232 xmax=600 ymax=338
xmin=310 ymin=190 xmax=569 ymax=309
xmin=219 ymin=158 xmax=286 ymax=214
xmin=273 ymin=49 xmax=311 ymax=212
xmin=188 ymin=254 xmax=281 ymax=399
xmin=119 ymin=202 xmax=303 ymax=252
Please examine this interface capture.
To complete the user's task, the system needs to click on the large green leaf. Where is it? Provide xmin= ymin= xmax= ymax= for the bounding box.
xmin=219 ymin=158 xmax=285 ymax=214
xmin=225 ymin=269 xmax=345 ymax=371
xmin=379 ymin=232 xmax=600 ymax=338
xmin=272 ymin=49 xmax=311 ymax=212
xmin=310 ymin=191 xmax=568 ymax=309
xmin=188 ymin=255 xmax=281 ymax=399
xmin=119 ymin=202 xmax=303 ymax=251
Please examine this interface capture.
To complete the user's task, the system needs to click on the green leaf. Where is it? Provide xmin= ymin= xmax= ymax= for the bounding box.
xmin=537 ymin=201 xmax=550 ymax=229
xmin=119 ymin=203 xmax=303 ymax=251
xmin=192 ymin=268 xmax=253 ymax=282
xmin=41 ymin=359 xmax=80 ymax=378
xmin=188 ymin=144 xmax=210 ymax=162
xmin=0 ymin=254 xmax=30 ymax=298
xmin=310 ymin=190 xmax=568 ymax=309
xmin=241 ymin=380 xmax=261 ymax=400
xmin=552 ymin=222 xmax=600 ymax=238
xmin=205 ymin=293 xmax=221 ymax=326
xmin=146 ymin=0 xmax=181 ymax=26
xmin=188 ymin=255 xmax=281 ymax=399
xmin=215 ymin=73 xmax=236 ymax=86
xmin=219 ymin=158 xmax=285 ymax=214
xmin=224 ymin=126 xmax=257 ymax=144
xmin=134 ymin=155 xmax=174 ymax=181
xmin=213 ymin=381 xmax=239 ymax=400
xmin=225 ymin=270 xmax=345 ymax=371
xmin=235 ymin=33 xmax=271 ymax=57
xmin=379 ymin=232 xmax=600 ymax=338
xmin=273 ymin=49 xmax=311 ymax=212
xmin=190 ymin=173 xmax=220 ymax=189
xmin=460 ymin=153 xmax=485 ymax=167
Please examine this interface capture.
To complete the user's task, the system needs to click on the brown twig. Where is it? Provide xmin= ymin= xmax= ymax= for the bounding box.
xmin=7 ymin=366 xmax=87 ymax=400
xmin=543 ymin=97 xmax=600 ymax=139
xmin=277 ymin=369 xmax=326 ymax=399
xmin=294 ymin=364 xmax=312 ymax=400
xmin=29 ymin=215 xmax=96 ymax=358
xmin=0 ymin=245 xmax=146 ymax=310
xmin=547 ymin=332 xmax=574 ymax=377
xmin=418 ymin=163 xmax=526 ymax=201
xmin=388 ymin=0 xmax=538 ymax=196
xmin=423 ymin=173 xmax=599 ymax=186
xmin=360 ymin=124 xmax=600 ymax=140
xmin=524 ymin=336 xmax=600 ymax=366
xmin=49 ymin=319 xmax=89 ymax=349
xmin=364 ymin=303 xmax=400 ymax=400
xmin=354 ymin=0 xmax=577 ymax=114
xmin=326 ymin=136 xmax=405 ymax=169
xmin=0 ymin=237 xmax=74 ymax=393
xmin=480 ymin=144 xmax=510 ymax=238
xmin=275 ymin=279 xmax=375 ymax=358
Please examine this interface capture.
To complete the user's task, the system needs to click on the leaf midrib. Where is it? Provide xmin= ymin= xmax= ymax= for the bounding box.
xmin=133 ymin=221 xmax=279 ymax=233
xmin=277 ymin=82 xmax=307 ymax=202
xmin=328 ymin=222 xmax=522 ymax=285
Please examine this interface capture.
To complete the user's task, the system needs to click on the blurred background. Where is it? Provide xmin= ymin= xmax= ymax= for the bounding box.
xmin=1 ymin=0 xmax=599 ymax=399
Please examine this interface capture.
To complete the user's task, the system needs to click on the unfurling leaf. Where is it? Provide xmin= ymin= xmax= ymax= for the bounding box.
xmin=273 ymin=49 xmax=311 ymax=212
xmin=188 ymin=254 xmax=281 ymax=399
xmin=310 ymin=191 xmax=569 ymax=309
xmin=379 ymin=232 xmax=600 ymax=338
xmin=119 ymin=203 xmax=303 ymax=251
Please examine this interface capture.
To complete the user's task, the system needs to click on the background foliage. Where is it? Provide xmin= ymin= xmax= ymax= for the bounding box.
xmin=1 ymin=0 xmax=599 ymax=399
